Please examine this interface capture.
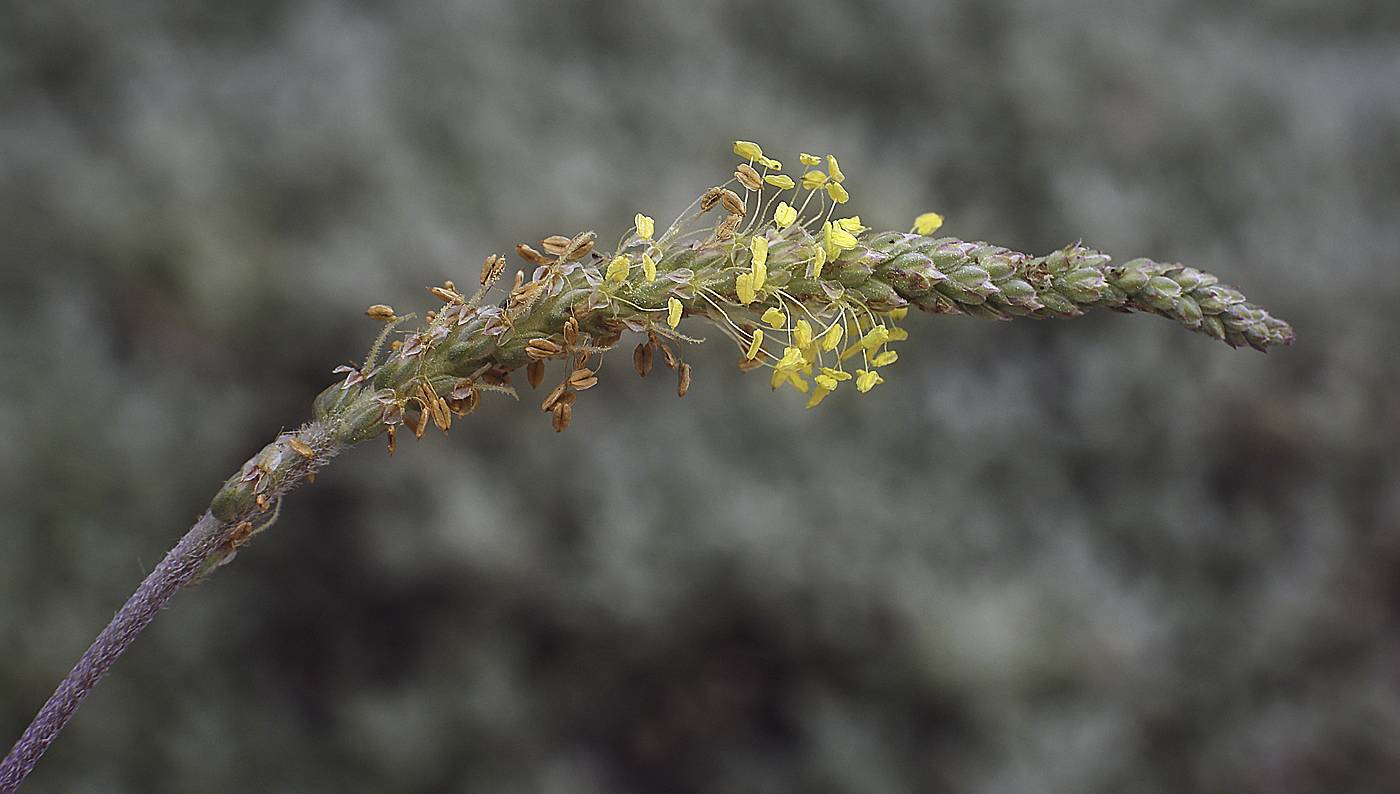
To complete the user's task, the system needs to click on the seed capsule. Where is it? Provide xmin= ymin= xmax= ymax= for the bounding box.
xmin=551 ymin=402 xmax=571 ymax=431
xmin=527 ymin=360 xmax=546 ymax=389
xmin=527 ymin=338 xmax=561 ymax=359
xmin=516 ymin=243 xmax=545 ymax=263
xmin=430 ymin=286 xmax=460 ymax=304
xmin=560 ymin=231 xmax=596 ymax=261
xmin=542 ymin=382 xmax=569 ymax=411
xmin=540 ymin=235 xmax=572 ymax=256
xmin=718 ymin=188 xmax=746 ymax=216
xmin=677 ymin=363 xmax=692 ymax=397
xmin=735 ymin=164 xmax=763 ymax=191
xmin=634 ymin=342 xmax=653 ymax=377
xmin=568 ymin=368 xmax=598 ymax=390
xmin=404 ymin=405 xmax=427 ymax=439
xmin=365 ymin=304 xmax=397 ymax=322
xmin=480 ymin=254 xmax=506 ymax=286
xmin=716 ymin=213 xmax=743 ymax=240
xmin=701 ymin=187 xmax=725 ymax=212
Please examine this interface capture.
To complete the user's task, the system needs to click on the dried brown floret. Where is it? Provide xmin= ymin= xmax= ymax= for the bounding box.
xmin=551 ymin=402 xmax=571 ymax=431
xmin=700 ymin=187 xmax=725 ymax=212
xmin=516 ymin=243 xmax=545 ymax=263
xmin=568 ymin=368 xmax=598 ymax=390
xmin=365 ymin=304 xmax=397 ymax=322
xmin=735 ymin=164 xmax=762 ymax=191
xmin=527 ymin=338 xmax=561 ymax=359
xmin=716 ymin=213 xmax=743 ymax=240
xmin=677 ymin=363 xmax=692 ymax=397
xmin=718 ymin=188 xmax=746 ymax=216
xmin=540 ymin=235 xmax=572 ymax=256
xmin=479 ymin=254 xmax=506 ymax=286
xmin=542 ymin=382 xmax=569 ymax=411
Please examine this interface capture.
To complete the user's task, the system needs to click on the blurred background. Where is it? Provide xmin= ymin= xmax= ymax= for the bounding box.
xmin=2 ymin=0 xmax=1398 ymax=791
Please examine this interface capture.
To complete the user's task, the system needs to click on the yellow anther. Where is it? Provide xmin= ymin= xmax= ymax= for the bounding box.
xmin=750 ymin=235 xmax=768 ymax=269
xmin=668 ymin=297 xmax=683 ymax=327
xmin=856 ymin=369 xmax=883 ymax=392
xmin=826 ymin=182 xmax=850 ymax=203
xmin=799 ymin=153 xmax=821 ymax=166
xmin=872 ymin=350 xmax=898 ymax=367
xmin=820 ymin=323 xmax=843 ymax=351
xmin=773 ymin=201 xmax=798 ymax=228
xmin=762 ymin=307 xmax=786 ymax=328
xmin=914 ymin=212 xmax=945 ymax=235
xmin=736 ymin=272 xmax=756 ymax=305
xmin=764 ymin=174 xmax=795 ymax=190
xmin=734 ymin=141 xmax=764 ymax=161
xmin=827 ymin=155 xmax=845 ymax=183
xmin=635 ymin=213 xmax=655 ymax=240
xmin=794 ymin=319 xmax=813 ymax=349
xmin=643 ymin=253 xmax=657 ymax=282
xmin=746 ymin=329 xmax=764 ymax=360
xmin=606 ymin=255 xmax=630 ymax=281
xmin=801 ymin=170 xmax=828 ymax=190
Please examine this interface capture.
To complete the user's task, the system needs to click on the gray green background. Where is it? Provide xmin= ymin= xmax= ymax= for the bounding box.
xmin=2 ymin=0 xmax=1397 ymax=791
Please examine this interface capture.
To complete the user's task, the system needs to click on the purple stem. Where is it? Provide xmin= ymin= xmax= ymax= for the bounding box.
xmin=0 ymin=512 xmax=224 ymax=793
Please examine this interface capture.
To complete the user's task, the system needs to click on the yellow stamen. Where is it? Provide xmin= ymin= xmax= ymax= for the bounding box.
xmin=914 ymin=212 xmax=944 ymax=235
xmin=606 ymin=255 xmax=630 ymax=282
xmin=746 ymin=329 xmax=764 ymax=360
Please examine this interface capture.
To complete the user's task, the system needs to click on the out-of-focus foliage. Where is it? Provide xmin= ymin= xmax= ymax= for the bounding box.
xmin=2 ymin=0 xmax=1397 ymax=791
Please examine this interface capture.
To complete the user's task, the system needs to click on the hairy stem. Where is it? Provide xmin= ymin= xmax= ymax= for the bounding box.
xmin=0 ymin=513 xmax=222 ymax=793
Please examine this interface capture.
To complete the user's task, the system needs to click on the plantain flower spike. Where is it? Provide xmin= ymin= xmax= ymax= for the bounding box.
xmin=204 ymin=137 xmax=1296 ymax=545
